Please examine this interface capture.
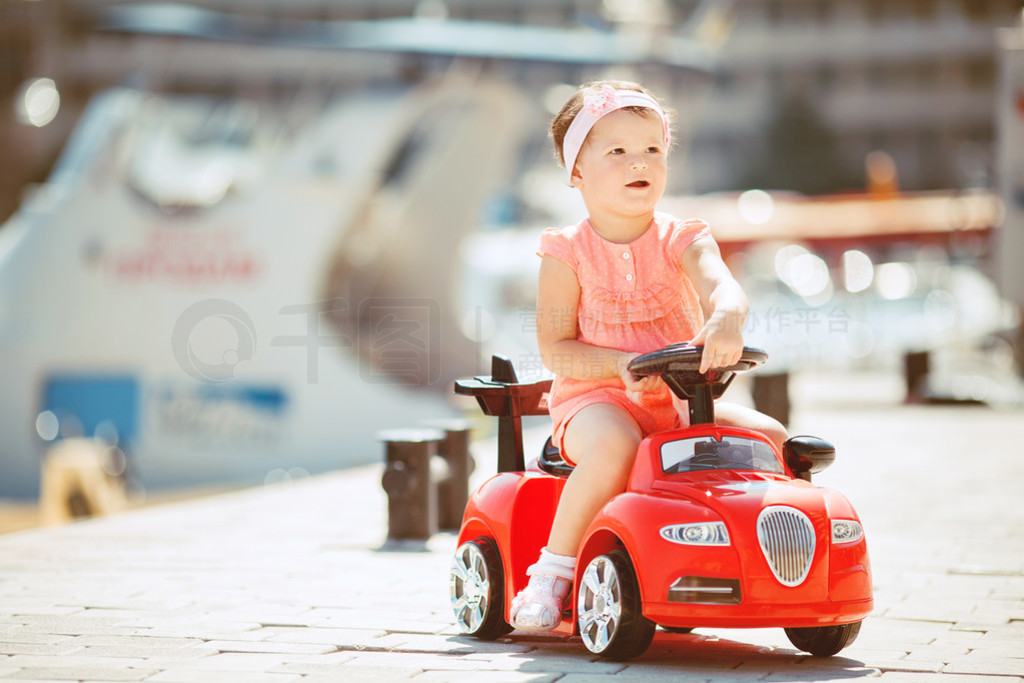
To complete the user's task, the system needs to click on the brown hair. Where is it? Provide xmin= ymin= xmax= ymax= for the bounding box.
xmin=549 ymin=80 xmax=675 ymax=168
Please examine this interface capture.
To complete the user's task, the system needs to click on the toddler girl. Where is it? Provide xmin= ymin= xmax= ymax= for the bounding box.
xmin=510 ymin=80 xmax=788 ymax=631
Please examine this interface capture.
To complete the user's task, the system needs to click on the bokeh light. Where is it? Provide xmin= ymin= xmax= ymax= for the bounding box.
xmin=737 ymin=189 xmax=775 ymax=225
xmin=16 ymin=77 xmax=60 ymax=127
xmin=875 ymin=262 xmax=917 ymax=300
xmin=842 ymin=249 xmax=874 ymax=293
xmin=35 ymin=411 xmax=59 ymax=442
xmin=461 ymin=307 xmax=496 ymax=343
xmin=775 ymin=244 xmax=831 ymax=300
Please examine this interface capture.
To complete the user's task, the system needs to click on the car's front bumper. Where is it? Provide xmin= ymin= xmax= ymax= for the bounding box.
xmin=645 ymin=596 xmax=874 ymax=629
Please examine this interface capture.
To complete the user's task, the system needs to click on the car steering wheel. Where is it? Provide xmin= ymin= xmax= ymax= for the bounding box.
xmin=628 ymin=343 xmax=767 ymax=382
xmin=627 ymin=344 xmax=767 ymax=424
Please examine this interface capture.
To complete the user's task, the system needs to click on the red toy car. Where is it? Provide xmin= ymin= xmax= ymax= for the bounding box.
xmin=450 ymin=344 xmax=872 ymax=661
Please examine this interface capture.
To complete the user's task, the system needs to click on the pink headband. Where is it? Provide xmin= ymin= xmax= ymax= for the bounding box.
xmin=562 ymin=85 xmax=671 ymax=182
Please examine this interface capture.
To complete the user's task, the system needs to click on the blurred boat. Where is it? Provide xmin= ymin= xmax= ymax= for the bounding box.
xmin=0 ymin=77 xmax=531 ymax=498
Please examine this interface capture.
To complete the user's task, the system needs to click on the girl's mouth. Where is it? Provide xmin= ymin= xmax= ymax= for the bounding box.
xmin=627 ymin=180 xmax=650 ymax=188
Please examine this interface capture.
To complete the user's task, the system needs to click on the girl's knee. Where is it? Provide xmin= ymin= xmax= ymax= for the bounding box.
xmin=577 ymin=428 xmax=639 ymax=477
xmin=570 ymin=439 xmax=636 ymax=491
xmin=594 ymin=424 xmax=641 ymax=457
xmin=746 ymin=413 xmax=787 ymax=452
xmin=715 ymin=402 xmax=788 ymax=451
xmin=762 ymin=418 xmax=789 ymax=451
xmin=563 ymin=404 xmax=641 ymax=469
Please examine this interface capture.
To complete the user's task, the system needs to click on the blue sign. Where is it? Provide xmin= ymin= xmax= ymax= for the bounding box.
xmin=42 ymin=374 xmax=140 ymax=444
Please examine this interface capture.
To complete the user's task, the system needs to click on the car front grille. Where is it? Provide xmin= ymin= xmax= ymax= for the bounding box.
xmin=756 ymin=506 xmax=816 ymax=586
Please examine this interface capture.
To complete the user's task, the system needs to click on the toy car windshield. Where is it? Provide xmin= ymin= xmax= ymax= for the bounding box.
xmin=661 ymin=435 xmax=784 ymax=475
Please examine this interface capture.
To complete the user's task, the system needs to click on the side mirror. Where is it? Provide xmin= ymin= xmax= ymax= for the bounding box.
xmin=783 ymin=435 xmax=836 ymax=479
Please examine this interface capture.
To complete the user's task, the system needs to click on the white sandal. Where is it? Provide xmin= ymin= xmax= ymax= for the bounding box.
xmin=509 ymin=562 xmax=574 ymax=632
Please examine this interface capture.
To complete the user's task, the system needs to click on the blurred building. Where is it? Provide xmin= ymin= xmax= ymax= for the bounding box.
xmin=1 ymin=0 xmax=1022 ymax=224
xmin=0 ymin=0 xmax=692 ymax=224
xmin=687 ymin=0 xmax=1023 ymax=195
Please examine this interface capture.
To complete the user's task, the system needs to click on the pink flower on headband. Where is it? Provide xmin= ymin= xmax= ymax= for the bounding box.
xmin=583 ymin=85 xmax=621 ymax=117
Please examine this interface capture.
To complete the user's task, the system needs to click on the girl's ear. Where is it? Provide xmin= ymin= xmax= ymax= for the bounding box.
xmin=570 ymin=166 xmax=583 ymax=188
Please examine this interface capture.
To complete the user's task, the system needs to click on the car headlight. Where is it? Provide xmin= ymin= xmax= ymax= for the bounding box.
xmin=831 ymin=519 xmax=864 ymax=544
xmin=660 ymin=522 xmax=730 ymax=546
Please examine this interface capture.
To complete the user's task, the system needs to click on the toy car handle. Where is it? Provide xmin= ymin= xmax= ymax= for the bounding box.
xmin=454 ymin=355 xmax=551 ymax=473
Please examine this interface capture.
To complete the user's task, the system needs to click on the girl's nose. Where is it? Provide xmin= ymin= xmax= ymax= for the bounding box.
xmin=630 ymin=154 xmax=648 ymax=169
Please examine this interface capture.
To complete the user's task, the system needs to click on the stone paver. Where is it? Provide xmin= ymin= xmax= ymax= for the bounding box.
xmin=0 ymin=371 xmax=1021 ymax=681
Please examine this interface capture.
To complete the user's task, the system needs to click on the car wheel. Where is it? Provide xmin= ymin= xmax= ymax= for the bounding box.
xmin=785 ymin=621 xmax=862 ymax=656
xmin=577 ymin=550 xmax=656 ymax=660
xmin=450 ymin=537 xmax=513 ymax=640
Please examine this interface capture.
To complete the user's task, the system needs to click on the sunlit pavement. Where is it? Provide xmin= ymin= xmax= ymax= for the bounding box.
xmin=0 ymin=371 xmax=1022 ymax=682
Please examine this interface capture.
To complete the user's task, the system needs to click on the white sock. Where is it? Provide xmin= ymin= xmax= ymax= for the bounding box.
xmin=539 ymin=547 xmax=576 ymax=569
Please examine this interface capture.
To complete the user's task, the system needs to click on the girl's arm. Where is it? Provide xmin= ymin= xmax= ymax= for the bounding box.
xmin=536 ymin=255 xmax=660 ymax=391
xmin=680 ymin=236 xmax=749 ymax=373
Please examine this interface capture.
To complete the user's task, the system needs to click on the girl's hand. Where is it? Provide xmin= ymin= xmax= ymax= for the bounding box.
xmin=617 ymin=353 xmax=662 ymax=403
xmin=690 ymin=314 xmax=744 ymax=374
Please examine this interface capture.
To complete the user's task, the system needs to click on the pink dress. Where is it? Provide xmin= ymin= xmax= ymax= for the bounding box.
xmin=538 ymin=212 xmax=711 ymax=463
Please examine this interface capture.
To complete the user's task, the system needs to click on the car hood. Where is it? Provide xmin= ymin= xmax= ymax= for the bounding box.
xmin=650 ymin=470 xmax=833 ymax=523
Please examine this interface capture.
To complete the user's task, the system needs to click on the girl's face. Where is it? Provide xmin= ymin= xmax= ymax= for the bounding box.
xmin=570 ymin=108 xmax=668 ymax=224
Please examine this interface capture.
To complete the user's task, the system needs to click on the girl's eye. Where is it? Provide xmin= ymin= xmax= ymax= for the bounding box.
xmin=609 ymin=148 xmax=625 ymax=155
xmin=647 ymin=146 xmax=662 ymax=154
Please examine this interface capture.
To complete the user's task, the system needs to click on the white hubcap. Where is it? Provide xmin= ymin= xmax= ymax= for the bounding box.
xmin=450 ymin=543 xmax=490 ymax=632
xmin=578 ymin=556 xmax=623 ymax=653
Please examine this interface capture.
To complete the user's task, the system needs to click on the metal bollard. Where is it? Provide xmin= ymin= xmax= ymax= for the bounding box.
xmin=422 ymin=419 xmax=475 ymax=532
xmin=904 ymin=350 xmax=930 ymax=403
xmin=752 ymin=372 xmax=790 ymax=428
xmin=379 ymin=428 xmax=445 ymax=541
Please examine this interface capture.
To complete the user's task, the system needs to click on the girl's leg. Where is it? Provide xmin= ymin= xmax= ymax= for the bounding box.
xmin=714 ymin=401 xmax=788 ymax=452
xmin=510 ymin=403 xmax=641 ymax=632
xmin=546 ymin=402 xmax=642 ymax=555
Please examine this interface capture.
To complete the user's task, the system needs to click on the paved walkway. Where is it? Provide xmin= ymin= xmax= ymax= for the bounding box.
xmin=1 ymin=372 xmax=1022 ymax=682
